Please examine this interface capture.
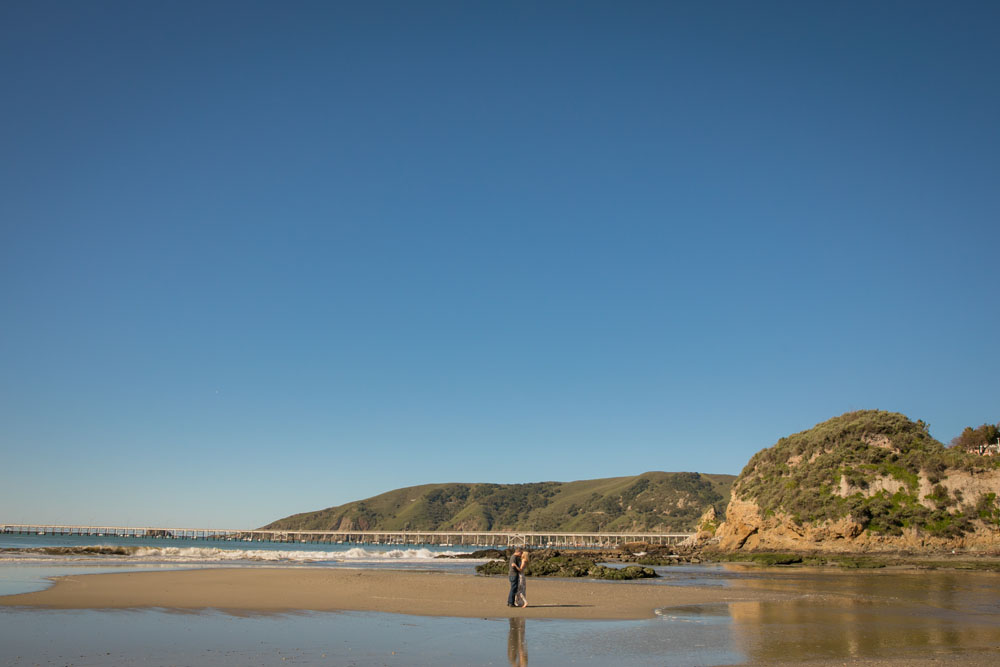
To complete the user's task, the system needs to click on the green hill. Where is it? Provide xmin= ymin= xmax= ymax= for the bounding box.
xmin=263 ymin=471 xmax=735 ymax=533
xmin=719 ymin=410 xmax=1000 ymax=548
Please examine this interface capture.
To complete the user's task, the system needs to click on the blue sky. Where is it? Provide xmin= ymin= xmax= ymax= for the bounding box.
xmin=2 ymin=1 xmax=998 ymax=528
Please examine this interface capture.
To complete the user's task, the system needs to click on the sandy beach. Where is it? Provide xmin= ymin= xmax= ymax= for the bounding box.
xmin=0 ymin=568 xmax=788 ymax=619
xmin=4 ymin=567 xmax=1000 ymax=665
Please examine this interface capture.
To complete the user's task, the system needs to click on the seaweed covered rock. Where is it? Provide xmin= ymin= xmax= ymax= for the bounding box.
xmin=475 ymin=550 xmax=657 ymax=580
xmin=445 ymin=548 xmax=507 ymax=559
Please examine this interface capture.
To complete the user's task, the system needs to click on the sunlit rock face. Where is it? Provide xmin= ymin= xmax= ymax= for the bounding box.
xmin=710 ymin=410 xmax=1000 ymax=552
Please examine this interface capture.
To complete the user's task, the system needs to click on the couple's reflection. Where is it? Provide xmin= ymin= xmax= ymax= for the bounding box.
xmin=507 ymin=617 xmax=528 ymax=666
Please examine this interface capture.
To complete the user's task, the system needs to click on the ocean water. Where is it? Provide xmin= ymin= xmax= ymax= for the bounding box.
xmin=0 ymin=532 xmax=480 ymax=565
xmin=0 ymin=532 xmax=485 ymax=595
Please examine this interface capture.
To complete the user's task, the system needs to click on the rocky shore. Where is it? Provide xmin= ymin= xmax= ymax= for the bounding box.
xmin=446 ymin=542 xmax=1000 ymax=575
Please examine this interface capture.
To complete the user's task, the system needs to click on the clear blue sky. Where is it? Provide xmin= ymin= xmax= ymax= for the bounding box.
xmin=2 ymin=1 xmax=997 ymax=528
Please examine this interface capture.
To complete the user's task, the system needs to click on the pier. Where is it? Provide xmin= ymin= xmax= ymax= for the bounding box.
xmin=1 ymin=524 xmax=693 ymax=548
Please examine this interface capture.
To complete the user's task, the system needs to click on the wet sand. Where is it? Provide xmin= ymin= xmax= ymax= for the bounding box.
xmin=0 ymin=568 xmax=792 ymax=619
xmin=3 ymin=567 xmax=1000 ymax=665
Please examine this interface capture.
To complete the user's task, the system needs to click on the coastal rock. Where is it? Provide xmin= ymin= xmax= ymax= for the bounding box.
xmin=714 ymin=411 xmax=1000 ymax=553
xmin=716 ymin=500 xmax=897 ymax=552
xmin=715 ymin=498 xmax=760 ymax=550
xmin=693 ymin=506 xmax=719 ymax=542
xmin=447 ymin=548 xmax=506 ymax=560
xmin=474 ymin=551 xmax=659 ymax=580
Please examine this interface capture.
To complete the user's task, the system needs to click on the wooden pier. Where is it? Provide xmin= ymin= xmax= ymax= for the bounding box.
xmin=1 ymin=524 xmax=693 ymax=548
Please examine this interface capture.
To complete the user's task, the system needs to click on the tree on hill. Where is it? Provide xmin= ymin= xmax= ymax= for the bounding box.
xmin=950 ymin=422 xmax=1000 ymax=454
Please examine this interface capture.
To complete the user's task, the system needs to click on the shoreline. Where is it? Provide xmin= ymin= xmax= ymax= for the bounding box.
xmin=0 ymin=567 xmax=792 ymax=619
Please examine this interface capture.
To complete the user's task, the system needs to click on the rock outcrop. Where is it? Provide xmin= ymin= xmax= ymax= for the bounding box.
xmin=712 ymin=411 xmax=1000 ymax=552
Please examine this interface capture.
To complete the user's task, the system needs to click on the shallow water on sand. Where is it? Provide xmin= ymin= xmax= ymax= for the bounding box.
xmin=1 ymin=565 xmax=999 ymax=665
xmin=718 ymin=566 xmax=1000 ymax=664
xmin=0 ymin=607 xmax=745 ymax=666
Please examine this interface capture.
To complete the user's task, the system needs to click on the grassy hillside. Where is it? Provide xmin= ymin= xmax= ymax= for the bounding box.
xmin=263 ymin=471 xmax=735 ymax=532
xmin=734 ymin=410 xmax=1000 ymax=538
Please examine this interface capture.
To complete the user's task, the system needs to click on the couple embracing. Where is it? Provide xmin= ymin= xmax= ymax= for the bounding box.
xmin=506 ymin=546 xmax=529 ymax=608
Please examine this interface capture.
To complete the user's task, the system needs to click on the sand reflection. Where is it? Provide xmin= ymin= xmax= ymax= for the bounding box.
xmin=724 ymin=569 xmax=1000 ymax=662
xmin=507 ymin=617 xmax=528 ymax=666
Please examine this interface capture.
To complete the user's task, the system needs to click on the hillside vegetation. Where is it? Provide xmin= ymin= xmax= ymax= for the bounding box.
xmin=719 ymin=410 xmax=1000 ymax=548
xmin=263 ymin=471 xmax=734 ymax=533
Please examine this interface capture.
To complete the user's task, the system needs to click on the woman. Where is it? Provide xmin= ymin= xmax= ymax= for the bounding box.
xmin=516 ymin=549 xmax=529 ymax=608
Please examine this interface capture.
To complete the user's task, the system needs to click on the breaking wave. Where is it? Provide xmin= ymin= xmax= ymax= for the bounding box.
xmin=0 ymin=545 xmax=463 ymax=564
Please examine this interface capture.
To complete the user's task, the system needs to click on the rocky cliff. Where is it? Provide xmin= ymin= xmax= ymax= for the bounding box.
xmin=711 ymin=411 xmax=1000 ymax=552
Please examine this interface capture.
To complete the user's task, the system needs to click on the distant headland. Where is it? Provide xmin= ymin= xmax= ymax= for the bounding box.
xmin=263 ymin=471 xmax=735 ymax=534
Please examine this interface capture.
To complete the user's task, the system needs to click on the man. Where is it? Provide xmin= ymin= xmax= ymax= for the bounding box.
xmin=507 ymin=547 xmax=523 ymax=607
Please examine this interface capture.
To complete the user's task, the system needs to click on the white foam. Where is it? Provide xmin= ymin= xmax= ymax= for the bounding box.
xmin=129 ymin=547 xmax=338 ymax=562
xmin=113 ymin=546 xmax=465 ymax=563
xmin=339 ymin=547 xmax=462 ymax=561
xmin=1 ymin=543 xmax=479 ymax=565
